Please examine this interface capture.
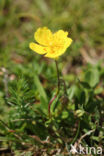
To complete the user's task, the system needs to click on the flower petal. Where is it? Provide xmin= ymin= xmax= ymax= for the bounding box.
xmin=64 ymin=37 xmax=73 ymax=50
xmin=34 ymin=27 xmax=53 ymax=46
xmin=45 ymin=37 xmax=73 ymax=58
xmin=53 ymin=30 xmax=68 ymax=44
xmin=45 ymin=30 xmax=73 ymax=58
xmin=29 ymin=42 xmax=47 ymax=55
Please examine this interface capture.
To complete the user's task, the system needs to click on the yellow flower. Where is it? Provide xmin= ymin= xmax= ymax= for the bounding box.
xmin=29 ymin=27 xmax=72 ymax=59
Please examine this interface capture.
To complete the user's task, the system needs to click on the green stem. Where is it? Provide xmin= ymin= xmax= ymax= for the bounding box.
xmin=48 ymin=60 xmax=60 ymax=117
xmin=55 ymin=60 xmax=60 ymax=95
xmin=48 ymin=60 xmax=67 ymax=116
xmin=71 ymin=121 xmax=80 ymax=145
xmin=60 ymin=79 xmax=67 ymax=95
xmin=55 ymin=61 xmax=67 ymax=95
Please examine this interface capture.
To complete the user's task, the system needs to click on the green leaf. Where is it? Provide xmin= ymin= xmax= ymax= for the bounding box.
xmin=94 ymin=87 xmax=103 ymax=94
xmin=79 ymin=81 xmax=91 ymax=89
xmin=34 ymin=74 xmax=48 ymax=113
xmin=0 ymin=136 xmax=8 ymax=141
xmin=84 ymin=68 xmax=100 ymax=87
xmin=68 ymin=85 xmax=78 ymax=100
xmin=50 ymin=94 xmax=59 ymax=114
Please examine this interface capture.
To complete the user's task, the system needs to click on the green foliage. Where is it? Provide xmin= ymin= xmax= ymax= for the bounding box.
xmin=0 ymin=0 xmax=103 ymax=155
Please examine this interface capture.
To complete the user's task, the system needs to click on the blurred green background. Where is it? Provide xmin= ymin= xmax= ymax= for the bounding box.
xmin=0 ymin=0 xmax=103 ymax=62
xmin=0 ymin=0 xmax=104 ymax=155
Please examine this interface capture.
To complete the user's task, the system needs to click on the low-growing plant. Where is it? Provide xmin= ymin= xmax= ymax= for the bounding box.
xmin=0 ymin=0 xmax=103 ymax=155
